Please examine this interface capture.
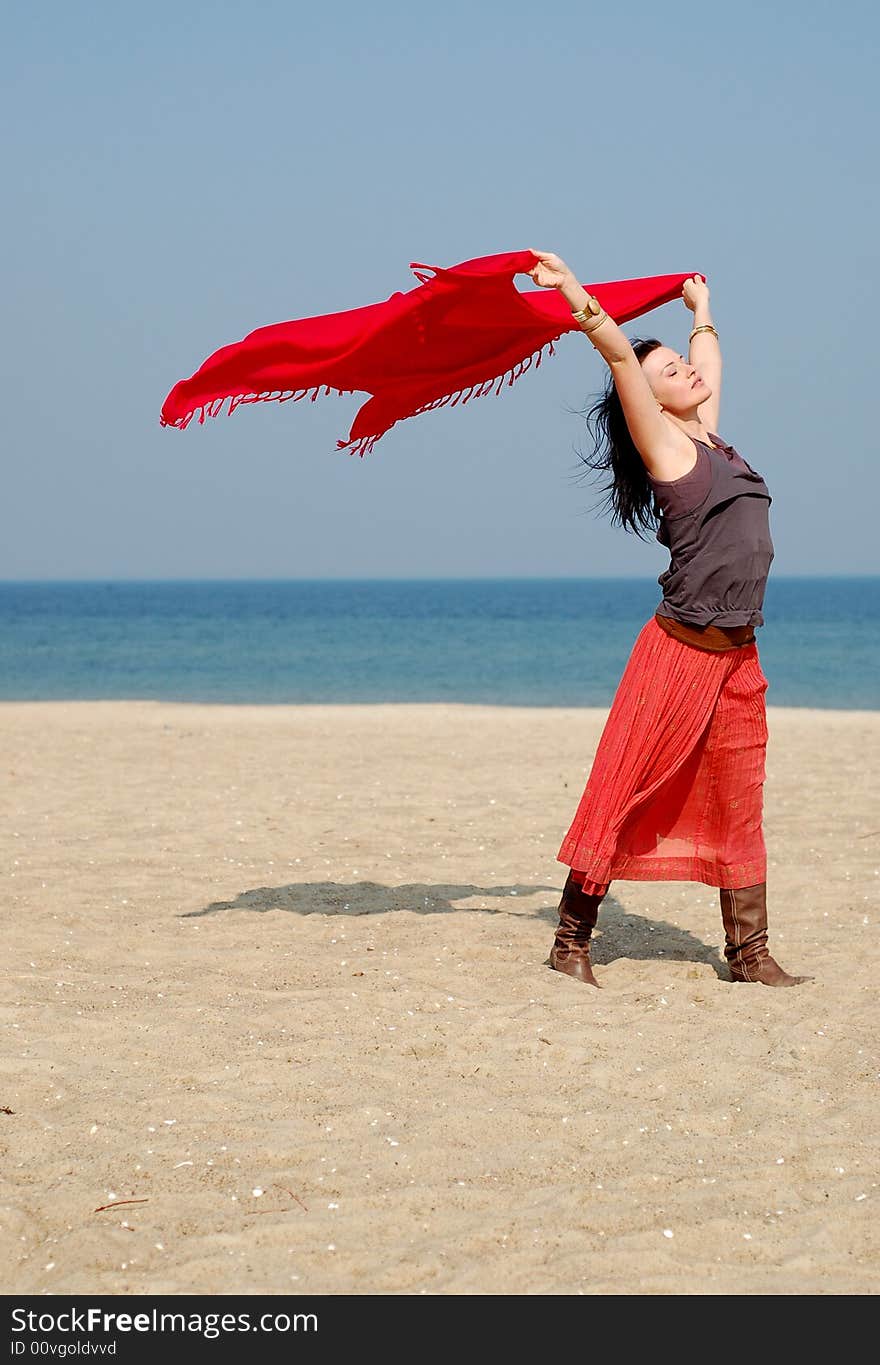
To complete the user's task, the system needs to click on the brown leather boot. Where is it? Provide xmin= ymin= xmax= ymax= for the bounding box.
xmin=548 ymin=871 xmax=606 ymax=987
xmin=719 ymin=882 xmax=813 ymax=986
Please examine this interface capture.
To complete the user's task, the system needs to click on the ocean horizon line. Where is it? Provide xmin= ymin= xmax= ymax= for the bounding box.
xmin=2 ymin=573 xmax=878 ymax=586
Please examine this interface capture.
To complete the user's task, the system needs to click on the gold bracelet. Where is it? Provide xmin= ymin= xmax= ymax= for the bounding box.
xmin=578 ymin=310 xmax=608 ymax=334
xmin=689 ymin=324 xmax=718 ymax=343
xmin=571 ymin=295 xmax=609 ymax=333
xmin=571 ymin=297 xmax=598 ymax=323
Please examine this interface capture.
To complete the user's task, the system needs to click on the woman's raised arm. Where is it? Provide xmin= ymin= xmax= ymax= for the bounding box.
xmin=684 ymin=275 xmax=721 ymax=433
xmin=527 ymin=248 xmax=684 ymax=474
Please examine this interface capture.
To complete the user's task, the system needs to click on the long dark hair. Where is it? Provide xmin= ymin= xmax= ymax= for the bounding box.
xmin=570 ymin=337 xmax=664 ymax=542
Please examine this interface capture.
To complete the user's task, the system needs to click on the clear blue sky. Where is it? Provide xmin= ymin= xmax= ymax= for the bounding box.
xmin=4 ymin=0 xmax=877 ymax=579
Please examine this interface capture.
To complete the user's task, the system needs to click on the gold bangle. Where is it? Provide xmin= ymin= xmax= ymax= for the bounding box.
xmin=577 ymin=310 xmax=608 ymax=334
xmin=571 ymin=297 xmax=600 ymax=323
xmin=689 ymin=324 xmax=718 ymax=342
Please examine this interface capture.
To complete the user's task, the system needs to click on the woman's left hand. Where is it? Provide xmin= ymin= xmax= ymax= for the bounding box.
xmin=682 ymin=275 xmax=710 ymax=311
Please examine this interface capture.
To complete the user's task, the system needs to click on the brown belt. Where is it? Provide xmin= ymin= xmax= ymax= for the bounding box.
xmin=654 ymin=610 xmax=756 ymax=652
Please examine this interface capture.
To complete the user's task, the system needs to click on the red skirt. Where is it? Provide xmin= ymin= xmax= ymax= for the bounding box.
xmin=556 ymin=614 xmax=769 ymax=894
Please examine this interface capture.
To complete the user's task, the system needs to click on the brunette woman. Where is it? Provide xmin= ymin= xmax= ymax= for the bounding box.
xmin=527 ymin=248 xmax=811 ymax=990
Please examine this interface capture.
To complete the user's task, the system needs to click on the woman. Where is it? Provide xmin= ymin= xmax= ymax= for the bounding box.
xmin=527 ymin=247 xmax=811 ymax=990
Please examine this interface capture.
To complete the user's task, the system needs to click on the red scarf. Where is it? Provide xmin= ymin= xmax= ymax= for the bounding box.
xmin=160 ymin=249 xmax=701 ymax=456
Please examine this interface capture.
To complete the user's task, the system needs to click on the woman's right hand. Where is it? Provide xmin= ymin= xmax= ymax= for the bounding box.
xmin=527 ymin=249 xmax=575 ymax=290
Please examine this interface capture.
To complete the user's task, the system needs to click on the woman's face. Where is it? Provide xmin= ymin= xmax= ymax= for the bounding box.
xmin=642 ymin=346 xmax=712 ymax=415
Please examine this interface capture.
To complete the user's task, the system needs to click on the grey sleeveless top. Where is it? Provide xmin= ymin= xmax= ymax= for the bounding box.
xmin=648 ymin=432 xmax=775 ymax=628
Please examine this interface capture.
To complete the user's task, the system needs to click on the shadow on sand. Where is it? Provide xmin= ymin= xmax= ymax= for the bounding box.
xmin=183 ymin=879 xmax=727 ymax=979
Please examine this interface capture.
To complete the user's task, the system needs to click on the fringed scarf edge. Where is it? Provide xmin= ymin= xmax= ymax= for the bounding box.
xmin=159 ymin=335 xmax=564 ymax=460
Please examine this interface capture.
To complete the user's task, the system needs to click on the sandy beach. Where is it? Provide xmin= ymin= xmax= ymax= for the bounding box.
xmin=2 ymin=698 xmax=878 ymax=1295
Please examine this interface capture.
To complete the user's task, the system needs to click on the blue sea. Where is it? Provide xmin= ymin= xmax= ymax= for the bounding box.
xmin=0 ymin=578 xmax=877 ymax=709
